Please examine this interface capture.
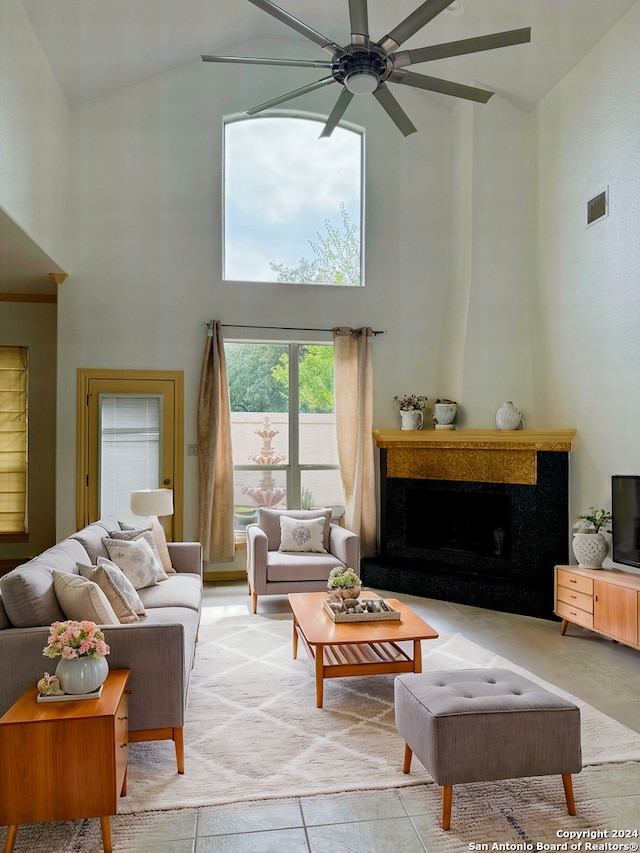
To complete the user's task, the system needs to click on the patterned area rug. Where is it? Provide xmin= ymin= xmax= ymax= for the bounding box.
xmin=2 ymin=613 xmax=640 ymax=852
xmin=109 ymin=614 xmax=640 ymax=813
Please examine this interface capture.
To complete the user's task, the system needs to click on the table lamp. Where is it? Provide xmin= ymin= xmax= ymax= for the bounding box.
xmin=130 ymin=488 xmax=174 ymax=538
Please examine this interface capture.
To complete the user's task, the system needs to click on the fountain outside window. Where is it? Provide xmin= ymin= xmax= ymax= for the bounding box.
xmin=235 ymin=417 xmax=287 ymax=529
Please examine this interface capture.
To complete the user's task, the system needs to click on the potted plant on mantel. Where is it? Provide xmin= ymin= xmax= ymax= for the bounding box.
xmin=572 ymin=507 xmax=613 ymax=569
xmin=394 ymin=394 xmax=428 ymax=431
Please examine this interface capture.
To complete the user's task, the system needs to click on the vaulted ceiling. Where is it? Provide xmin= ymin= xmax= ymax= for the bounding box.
xmin=22 ymin=0 xmax=637 ymax=110
xmin=3 ymin=0 xmax=638 ymax=296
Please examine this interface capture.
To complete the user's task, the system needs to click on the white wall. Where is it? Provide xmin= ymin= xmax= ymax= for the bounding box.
xmin=57 ymin=40 xmax=453 ymax=539
xmin=0 ymin=0 xmax=70 ymax=268
xmin=534 ymin=2 xmax=640 ymax=566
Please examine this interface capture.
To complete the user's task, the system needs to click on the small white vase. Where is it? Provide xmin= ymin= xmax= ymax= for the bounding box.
xmin=496 ymin=401 xmax=523 ymax=430
xmin=400 ymin=409 xmax=423 ymax=430
xmin=56 ymin=655 xmax=109 ymax=694
xmin=433 ymin=401 xmax=458 ymax=426
xmin=572 ymin=532 xmax=608 ymax=569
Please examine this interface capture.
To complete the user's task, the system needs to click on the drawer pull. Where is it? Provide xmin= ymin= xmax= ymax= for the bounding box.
xmin=570 ymin=594 xmax=577 ymax=599
xmin=118 ymin=715 xmax=128 ymax=721
xmin=120 ymin=743 xmax=128 ymax=749
xmin=569 ymin=578 xmax=577 ymax=584
xmin=569 ymin=610 xmax=578 ymax=617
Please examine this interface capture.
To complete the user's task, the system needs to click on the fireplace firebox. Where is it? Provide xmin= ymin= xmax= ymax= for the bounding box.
xmin=361 ymin=429 xmax=576 ymax=619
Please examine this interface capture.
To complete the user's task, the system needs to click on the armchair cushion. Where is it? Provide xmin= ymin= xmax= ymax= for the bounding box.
xmin=266 ymin=552 xmax=346 ymax=583
xmin=278 ymin=515 xmax=327 ymax=553
xmin=257 ymin=507 xmax=331 ymax=551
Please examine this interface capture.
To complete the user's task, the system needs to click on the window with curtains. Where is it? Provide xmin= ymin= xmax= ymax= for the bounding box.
xmin=224 ymin=341 xmax=344 ymax=530
xmin=0 ymin=346 xmax=28 ymax=534
xmin=223 ymin=116 xmax=364 ymax=286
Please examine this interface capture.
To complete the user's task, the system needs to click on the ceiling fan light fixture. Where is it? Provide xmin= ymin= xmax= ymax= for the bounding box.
xmin=344 ymin=68 xmax=378 ymax=95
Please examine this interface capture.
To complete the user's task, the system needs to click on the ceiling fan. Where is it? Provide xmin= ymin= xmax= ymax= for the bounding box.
xmin=202 ymin=0 xmax=530 ymax=138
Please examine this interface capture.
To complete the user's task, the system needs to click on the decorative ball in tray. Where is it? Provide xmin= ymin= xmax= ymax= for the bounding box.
xmin=323 ymin=597 xmax=401 ymax=623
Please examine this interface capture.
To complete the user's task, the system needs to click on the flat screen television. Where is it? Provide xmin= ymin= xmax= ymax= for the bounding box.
xmin=612 ymin=475 xmax=640 ymax=569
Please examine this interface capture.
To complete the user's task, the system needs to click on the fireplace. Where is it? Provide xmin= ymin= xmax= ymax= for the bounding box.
xmin=361 ymin=429 xmax=576 ymax=619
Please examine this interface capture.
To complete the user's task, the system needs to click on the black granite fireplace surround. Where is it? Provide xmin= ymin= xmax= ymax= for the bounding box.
xmin=361 ymin=430 xmax=575 ymax=619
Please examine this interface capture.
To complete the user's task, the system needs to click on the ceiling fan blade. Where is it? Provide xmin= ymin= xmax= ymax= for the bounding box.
xmin=319 ymin=89 xmax=354 ymax=138
xmin=348 ymin=0 xmax=369 ymax=43
xmin=393 ymin=27 xmax=532 ymax=68
xmin=389 ymin=69 xmax=494 ymax=103
xmin=244 ymin=77 xmax=336 ymax=115
xmin=378 ymin=0 xmax=454 ymax=56
xmin=248 ymin=0 xmax=344 ymax=56
xmin=372 ymin=84 xmax=417 ymax=137
xmin=201 ymin=54 xmax=332 ymax=69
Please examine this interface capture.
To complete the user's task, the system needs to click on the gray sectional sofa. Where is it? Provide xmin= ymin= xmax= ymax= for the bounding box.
xmin=0 ymin=517 xmax=202 ymax=773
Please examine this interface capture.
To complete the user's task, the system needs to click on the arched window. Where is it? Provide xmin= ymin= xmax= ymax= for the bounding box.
xmin=223 ymin=115 xmax=364 ymax=286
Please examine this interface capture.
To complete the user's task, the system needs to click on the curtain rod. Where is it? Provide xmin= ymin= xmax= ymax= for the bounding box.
xmin=206 ymin=322 xmax=386 ymax=336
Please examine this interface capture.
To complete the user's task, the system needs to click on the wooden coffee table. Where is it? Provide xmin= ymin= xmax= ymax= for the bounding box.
xmin=288 ymin=592 xmax=439 ymax=707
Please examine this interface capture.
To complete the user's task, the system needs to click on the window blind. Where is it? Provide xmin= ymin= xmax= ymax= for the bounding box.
xmin=0 ymin=347 xmax=28 ymax=534
xmin=99 ymin=394 xmax=162 ymax=522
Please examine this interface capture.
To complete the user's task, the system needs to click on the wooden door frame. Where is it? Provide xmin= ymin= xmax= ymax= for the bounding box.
xmin=76 ymin=369 xmax=184 ymax=539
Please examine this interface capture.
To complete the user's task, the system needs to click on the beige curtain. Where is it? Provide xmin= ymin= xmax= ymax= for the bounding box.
xmin=197 ymin=320 xmax=235 ymax=563
xmin=333 ymin=327 xmax=377 ymax=557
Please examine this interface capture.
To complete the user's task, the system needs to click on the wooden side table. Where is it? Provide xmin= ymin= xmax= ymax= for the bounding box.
xmin=0 ymin=669 xmax=130 ymax=853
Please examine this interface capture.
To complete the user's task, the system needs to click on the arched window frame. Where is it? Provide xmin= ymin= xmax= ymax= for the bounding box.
xmin=222 ymin=112 xmax=365 ymax=286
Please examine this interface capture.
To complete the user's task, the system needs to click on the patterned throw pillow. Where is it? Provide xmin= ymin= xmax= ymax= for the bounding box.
xmin=52 ymin=571 xmax=120 ymax=625
xmin=103 ymin=536 xmax=166 ymax=590
xmin=110 ymin=525 xmax=175 ymax=575
xmin=78 ymin=561 xmax=145 ymax=623
xmin=278 ymin=516 xmax=327 ymax=553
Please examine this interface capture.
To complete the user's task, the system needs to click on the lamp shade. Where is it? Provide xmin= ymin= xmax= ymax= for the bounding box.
xmin=130 ymin=489 xmax=174 ymax=518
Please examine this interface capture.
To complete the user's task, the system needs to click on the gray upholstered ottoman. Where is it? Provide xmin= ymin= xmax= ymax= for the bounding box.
xmin=395 ymin=668 xmax=582 ymax=830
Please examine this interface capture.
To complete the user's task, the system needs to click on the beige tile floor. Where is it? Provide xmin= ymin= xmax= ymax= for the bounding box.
xmin=105 ymin=581 xmax=640 ymax=853
xmin=14 ymin=580 xmax=640 ymax=853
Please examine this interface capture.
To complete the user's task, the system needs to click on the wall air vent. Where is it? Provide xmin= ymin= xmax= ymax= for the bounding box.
xmin=586 ymin=189 xmax=608 ymax=226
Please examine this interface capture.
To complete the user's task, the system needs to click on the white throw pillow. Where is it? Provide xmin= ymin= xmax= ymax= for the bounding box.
xmin=109 ymin=525 xmax=175 ymax=575
xmin=103 ymin=536 xmax=166 ymax=590
xmin=279 ymin=516 xmax=327 ymax=553
xmin=78 ymin=561 xmax=145 ymax=623
xmin=52 ymin=571 xmax=120 ymax=625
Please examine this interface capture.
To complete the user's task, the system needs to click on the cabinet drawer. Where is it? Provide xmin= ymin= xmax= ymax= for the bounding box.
xmin=557 ymin=569 xmax=593 ymax=596
xmin=557 ymin=587 xmax=594 ymax=614
xmin=557 ymin=600 xmax=594 ymax=630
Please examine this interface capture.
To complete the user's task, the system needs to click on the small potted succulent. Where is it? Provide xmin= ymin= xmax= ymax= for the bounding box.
xmin=572 ymin=507 xmax=612 ymax=569
xmin=327 ymin=567 xmax=362 ymax=600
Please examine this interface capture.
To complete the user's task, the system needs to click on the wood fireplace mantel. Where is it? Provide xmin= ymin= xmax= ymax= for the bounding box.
xmin=373 ymin=429 xmax=576 ymax=486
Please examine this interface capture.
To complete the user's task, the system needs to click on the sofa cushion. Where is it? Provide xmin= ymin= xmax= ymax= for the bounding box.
xmin=258 ymin=507 xmax=331 ymax=552
xmin=103 ymin=536 xmax=168 ymax=589
xmin=72 ymin=518 xmax=120 ymax=564
xmin=52 ymin=571 xmax=120 ymax=625
xmin=278 ymin=515 xmax=327 ymax=553
xmin=78 ymin=561 xmax=144 ymax=623
xmin=0 ymin=539 xmax=89 ymax=628
xmin=266 ymin=552 xmax=346 ymax=583
xmin=136 ymin=573 xmax=202 ymax=612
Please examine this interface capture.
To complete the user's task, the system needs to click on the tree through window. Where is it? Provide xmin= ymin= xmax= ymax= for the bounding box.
xmin=225 ymin=341 xmax=344 ymax=531
xmin=223 ymin=116 xmax=364 ymax=286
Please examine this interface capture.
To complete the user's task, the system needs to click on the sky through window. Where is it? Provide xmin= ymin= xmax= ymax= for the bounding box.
xmin=224 ymin=116 xmax=363 ymax=285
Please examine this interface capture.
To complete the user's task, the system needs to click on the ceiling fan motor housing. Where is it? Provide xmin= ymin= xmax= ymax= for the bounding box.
xmin=333 ymin=47 xmax=391 ymax=94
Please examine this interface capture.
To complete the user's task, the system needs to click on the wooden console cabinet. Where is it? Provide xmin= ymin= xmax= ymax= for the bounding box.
xmin=555 ymin=566 xmax=640 ymax=650
xmin=0 ymin=669 xmax=130 ymax=853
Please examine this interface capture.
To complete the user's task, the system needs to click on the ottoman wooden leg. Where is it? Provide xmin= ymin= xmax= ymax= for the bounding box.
xmin=442 ymin=785 xmax=453 ymax=830
xmin=562 ymin=773 xmax=577 ymax=816
xmin=403 ymin=743 xmax=413 ymax=774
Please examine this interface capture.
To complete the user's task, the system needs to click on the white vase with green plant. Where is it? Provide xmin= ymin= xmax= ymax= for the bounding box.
xmin=572 ymin=507 xmax=612 ymax=569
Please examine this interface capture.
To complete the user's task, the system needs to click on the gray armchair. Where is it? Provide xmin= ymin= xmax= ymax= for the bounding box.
xmin=246 ymin=508 xmax=360 ymax=614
